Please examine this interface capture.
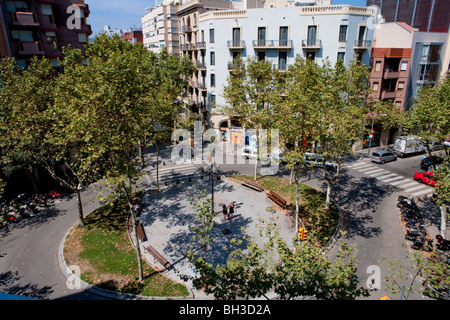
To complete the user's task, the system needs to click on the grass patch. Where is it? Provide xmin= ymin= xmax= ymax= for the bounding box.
xmin=230 ymin=175 xmax=340 ymax=246
xmin=64 ymin=199 xmax=189 ymax=297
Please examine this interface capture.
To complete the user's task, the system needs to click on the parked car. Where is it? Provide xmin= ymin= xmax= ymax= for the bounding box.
xmin=371 ymin=150 xmax=397 ymax=164
xmin=420 ymin=156 xmax=444 ymax=171
xmin=241 ymin=146 xmax=257 ymax=159
xmin=429 ymin=141 xmax=443 ymax=151
xmin=304 ymin=152 xmax=334 ymax=169
xmin=414 ymin=171 xmax=438 ymax=187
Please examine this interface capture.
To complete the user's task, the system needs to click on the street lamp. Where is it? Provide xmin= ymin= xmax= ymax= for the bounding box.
xmin=367 ymin=114 xmax=387 ymax=157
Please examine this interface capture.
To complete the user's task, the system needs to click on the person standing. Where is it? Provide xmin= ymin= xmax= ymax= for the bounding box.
xmin=222 ymin=204 xmax=228 ymax=221
xmin=228 ymin=202 xmax=235 ymax=220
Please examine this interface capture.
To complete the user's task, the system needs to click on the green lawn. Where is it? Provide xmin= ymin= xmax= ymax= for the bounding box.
xmin=64 ymin=199 xmax=189 ymax=297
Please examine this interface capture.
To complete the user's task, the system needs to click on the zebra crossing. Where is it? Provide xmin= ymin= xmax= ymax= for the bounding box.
xmin=144 ymin=162 xmax=200 ymax=186
xmin=346 ymin=161 xmax=434 ymax=198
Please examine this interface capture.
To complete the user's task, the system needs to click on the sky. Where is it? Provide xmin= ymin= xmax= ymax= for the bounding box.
xmin=87 ymin=0 xmax=367 ymax=36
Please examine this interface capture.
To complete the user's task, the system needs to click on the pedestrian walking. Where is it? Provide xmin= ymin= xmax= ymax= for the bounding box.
xmin=222 ymin=204 xmax=228 ymax=221
xmin=228 ymin=202 xmax=235 ymax=220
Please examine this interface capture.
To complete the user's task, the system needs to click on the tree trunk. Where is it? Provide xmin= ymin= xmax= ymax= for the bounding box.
xmin=295 ymin=179 xmax=299 ymax=234
xmin=325 ymin=180 xmax=332 ymax=210
xmin=76 ymin=188 xmax=85 ymax=227
xmin=123 ymin=182 xmax=144 ymax=282
xmin=441 ymin=203 xmax=447 ymax=238
xmin=156 ymin=144 xmax=160 ymax=191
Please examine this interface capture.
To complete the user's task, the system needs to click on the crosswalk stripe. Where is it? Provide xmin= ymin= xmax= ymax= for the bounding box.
xmin=404 ymin=185 xmax=431 ymax=193
xmin=363 ymin=168 xmax=387 ymax=175
xmin=156 ymin=166 xmax=196 ymax=174
xmin=410 ymin=188 xmax=434 ymax=197
xmin=352 ymin=163 xmax=374 ymax=170
xmin=377 ymin=173 xmax=398 ymax=180
xmin=348 ymin=161 xmax=370 ymax=167
xmin=381 ymin=175 xmax=403 ymax=182
xmin=402 ymin=181 xmax=421 ymax=188
xmin=369 ymin=171 xmax=390 ymax=177
xmin=390 ymin=178 xmax=413 ymax=186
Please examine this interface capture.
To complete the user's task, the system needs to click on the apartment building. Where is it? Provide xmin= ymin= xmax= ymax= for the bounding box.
xmin=0 ymin=0 xmax=92 ymax=68
xmin=367 ymin=21 xmax=449 ymax=145
xmin=369 ymin=22 xmax=449 ymax=110
xmin=366 ymin=0 xmax=450 ymax=33
xmin=198 ymin=5 xmax=377 ymax=129
xmin=142 ymin=0 xmax=180 ymax=55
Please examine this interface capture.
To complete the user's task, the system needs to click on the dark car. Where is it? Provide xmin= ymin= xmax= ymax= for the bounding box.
xmin=420 ymin=156 xmax=443 ymax=170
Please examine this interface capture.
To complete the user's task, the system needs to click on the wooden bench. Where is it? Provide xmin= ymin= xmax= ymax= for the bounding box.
xmin=136 ymin=221 xmax=147 ymax=241
xmin=241 ymin=179 xmax=264 ymax=192
xmin=268 ymin=190 xmax=287 ymax=209
xmin=144 ymin=245 xmax=172 ymax=270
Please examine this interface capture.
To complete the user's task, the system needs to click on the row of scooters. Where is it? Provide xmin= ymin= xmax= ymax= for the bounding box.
xmin=1 ymin=190 xmax=61 ymax=223
xmin=397 ymin=195 xmax=450 ymax=253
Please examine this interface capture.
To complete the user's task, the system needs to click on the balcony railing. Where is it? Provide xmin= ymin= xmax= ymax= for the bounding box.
xmin=181 ymin=43 xmax=198 ymax=51
xmin=196 ymin=61 xmax=206 ymax=69
xmin=252 ymin=39 xmax=293 ymax=49
xmin=18 ymin=41 xmax=44 ymax=55
xmin=301 ymin=39 xmax=321 ymax=50
xmin=380 ymin=91 xmax=398 ymax=99
xmin=182 ymin=25 xmax=192 ymax=33
xmin=272 ymin=64 xmax=288 ymax=71
xmin=197 ymin=41 xmax=206 ymax=49
xmin=354 ymin=40 xmax=372 ymax=49
xmin=227 ymin=40 xmax=245 ymax=49
xmin=12 ymin=12 xmax=39 ymax=27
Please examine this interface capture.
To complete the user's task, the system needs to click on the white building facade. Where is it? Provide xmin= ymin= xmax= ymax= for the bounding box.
xmin=198 ymin=5 xmax=378 ymax=128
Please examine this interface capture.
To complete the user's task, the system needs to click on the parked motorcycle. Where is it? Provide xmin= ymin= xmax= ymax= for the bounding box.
xmin=436 ymin=235 xmax=450 ymax=252
xmin=405 ymin=229 xmax=427 ymax=241
xmin=411 ymin=234 xmax=433 ymax=252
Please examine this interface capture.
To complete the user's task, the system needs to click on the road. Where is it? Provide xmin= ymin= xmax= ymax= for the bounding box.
xmin=0 ymin=143 xmax=446 ymax=300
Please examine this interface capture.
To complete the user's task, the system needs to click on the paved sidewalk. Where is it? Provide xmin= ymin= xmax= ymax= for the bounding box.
xmin=136 ymin=176 xmax=295 ymax=298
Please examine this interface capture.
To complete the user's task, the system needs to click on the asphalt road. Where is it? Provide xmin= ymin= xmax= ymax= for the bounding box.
xmin=0 ymin=144 xmax=445 ymax=300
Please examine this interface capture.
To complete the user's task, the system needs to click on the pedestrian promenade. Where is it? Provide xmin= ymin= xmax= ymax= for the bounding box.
xmin=136 ymin=176 xmax=295 ymax=298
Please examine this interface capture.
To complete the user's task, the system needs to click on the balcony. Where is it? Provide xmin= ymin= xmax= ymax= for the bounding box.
xmin=252 ymin=40 xmax=293 ymax=50
xmin=196 ymin=61 xmax=206 ymax=69
xmin=354 ymin=40 xmax=372 ymax=50
xmin=18 ymin=41 xmax=44 ymax=55
xmin=182 ymin=25 xmax=192 ymax=33
xmin=383 ymin=70 xmax=401 ymax=79
xmin=302 ymin=39 xmax=321 ymax=50
xmin=12 ymin=12 xmax=39 ymax=27
xmin=197 ymin=41 xmax=206 ymax=49
xmin=272 ymin=64 xmax=288 ymax=71
xmin=227 ymin=40 xmax=245 ymax=50
xmin=380 ymin=91 xmax=398 ymax=99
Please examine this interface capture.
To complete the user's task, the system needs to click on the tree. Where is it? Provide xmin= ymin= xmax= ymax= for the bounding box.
xmin=182 ymin=213 xmax=370 ymax=300
xmin=405 ymin=77 xmax=450 ymax=236
xmin=434 ymin=157 xmax=450 ymax=237
xmin=189 ymin=189 xmax=216 ymax=252
xmin=405 ymin=77 xmax=450 ymax=162
xmin=223 ymin=56 xmax=277 ymax=180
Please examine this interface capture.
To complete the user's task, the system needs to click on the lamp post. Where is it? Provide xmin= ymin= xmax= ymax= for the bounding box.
xmin=367 ymin=114 xmax=387 ymax=157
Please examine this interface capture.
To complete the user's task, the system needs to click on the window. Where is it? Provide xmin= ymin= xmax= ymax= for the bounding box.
xmin=418 ymin=64 xmax=439 ymax=82
xmin=372 ymin=82 xmax=379 ymax=92
xmin=375 ymin=61 xmax=382 ymax=72
xmin=400 ymin=61 xmax=408 ymax=71
xmin=210 ymin=51 xmax=215 ymax=65
xmin=420 ymin=44 xmax=441 ymax=63
xmin=279 ymin=26 xmax=288 ymax=46
xmin=210 ymin=74 xmax=215 ymax=87
xmin=209 ymin=29 xmax=214 ymax=43
xmin=278 ymin=51 xmax=287 ymax=70
xmin=5 ymin=1 xmax=29 ymax=12
xmin=10 ymin=29 xmax=33 ymax=41
xmin=337 ymin=52 xmax=345 ymax=62
xmin=78 ymin=33 xmax=87 ymax=43
xmin=306 ymin=51 xmax=315 ymax=61
xmin=232 ymin=27 xmax=240 ymax=47
xmin=397 ymin=81 xmax=404 ymax=91
xmin=257 ymin=51 xmax=266 ymax=61
xmin=339 ymin=25 xmax=347 ymax=42
xmin=257 ymin=27 xmax=266 ymax=46
xmin=307 ymin=25 xmax=317 ymax=46
xmin=45 ymin=31 xmax=57 ymax=49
